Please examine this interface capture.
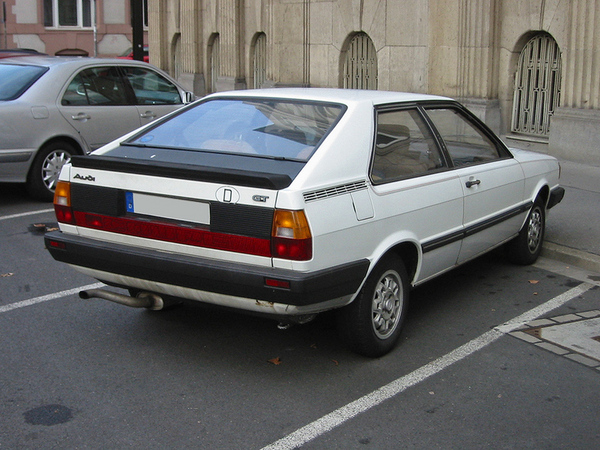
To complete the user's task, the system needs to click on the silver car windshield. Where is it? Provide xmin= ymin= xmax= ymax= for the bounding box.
xmin=0 ymin=64 xmax=48 ymax=101
xmin=128 ymin=98 xmax=345 ymax=161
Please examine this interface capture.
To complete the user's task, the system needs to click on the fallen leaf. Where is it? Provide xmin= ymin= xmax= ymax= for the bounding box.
xmin=268 ymin=357 xmax=282 ymax=365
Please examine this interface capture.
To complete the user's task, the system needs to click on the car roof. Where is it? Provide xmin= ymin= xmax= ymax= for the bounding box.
xmin=206 ymin=88 xmax=452 ymax=107
xmin=0 ymin=55 xmax=152 ymax=68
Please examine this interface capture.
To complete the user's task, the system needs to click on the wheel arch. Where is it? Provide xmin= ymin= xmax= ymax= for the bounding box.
xmin=26 ymin=136 xmax=84 ymax=181
xmin=377 ymin=241 xmax=420 ymax=286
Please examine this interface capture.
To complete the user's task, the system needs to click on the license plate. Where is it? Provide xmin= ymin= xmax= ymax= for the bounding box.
xmin=126 ymin=192 xmax=210 ymax=225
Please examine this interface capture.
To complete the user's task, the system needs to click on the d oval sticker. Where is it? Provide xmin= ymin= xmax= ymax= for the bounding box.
xmin=216 ymin=186 xmax=240 ymax=204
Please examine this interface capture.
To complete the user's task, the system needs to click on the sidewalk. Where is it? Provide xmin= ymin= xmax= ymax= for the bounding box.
xmin=543 ymin=160 xmax=600 ymax=274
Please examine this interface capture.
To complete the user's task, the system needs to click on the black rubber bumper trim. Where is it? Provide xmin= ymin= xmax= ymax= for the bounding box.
xmin=44 ymin=231 xmax=369 ymax=307
xmin=548 ymin=186 xmax=565 ymax=210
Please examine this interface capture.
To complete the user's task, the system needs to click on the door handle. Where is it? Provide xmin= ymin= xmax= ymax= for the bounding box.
xmin=466 ymin=179 xmax=481 ymax=188
xmin=140 ymin=111 xmax=157 ymax=119
xmin=71 ymin=112 xmax=91 ymax=121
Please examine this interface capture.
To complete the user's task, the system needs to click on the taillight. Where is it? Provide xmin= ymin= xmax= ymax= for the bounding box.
xmin=54 ymin=181 xmax=75 ymax=224
xmin=271 ymin=209 xmax=312 ymax=261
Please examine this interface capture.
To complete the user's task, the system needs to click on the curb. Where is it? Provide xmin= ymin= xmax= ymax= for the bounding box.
xmin=542 ymin=242 xmax=600 ymax=274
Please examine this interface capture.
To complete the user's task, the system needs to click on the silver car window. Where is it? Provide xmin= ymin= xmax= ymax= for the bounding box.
xmin=61 ymin=66 xmax=131 ymax=106
xmin=121 ymin=66 xmax=182 ymax=105
xmin=0 ymin=64 xmax=47 ymax=101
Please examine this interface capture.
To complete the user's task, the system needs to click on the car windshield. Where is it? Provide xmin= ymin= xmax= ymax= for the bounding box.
xmin=127 ymin=98 xmax=345 ymax=161
xmin=0 ymin=64 xmax=48 ymax=101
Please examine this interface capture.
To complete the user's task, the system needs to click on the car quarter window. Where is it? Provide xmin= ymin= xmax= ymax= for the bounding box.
xmin=61 ymin=66 xmax=131 ymax=106
xmin=371 ymin=108 xmax=446 ymax=183
xmin=121 ymin=66 xmax=182 ymax=105
xmin=425 ymin=108 xmax=502 ymax=167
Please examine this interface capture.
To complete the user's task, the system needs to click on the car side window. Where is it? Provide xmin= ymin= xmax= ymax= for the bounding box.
xmin=121 ymin=67 xmax=182 ymax=105
xmin=61 ymin=67 xmax=131 ymax=106
xmin=425 ymin=108 xmax=501 ymax=167
xmin=371 ymin=108 xmax=446 ymax=183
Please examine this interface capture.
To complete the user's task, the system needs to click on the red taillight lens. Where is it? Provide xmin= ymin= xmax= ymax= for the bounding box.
xmin=271 ymin=209 xmax=312 ymax=261
xmin=54 ymin=181 xmax=75 ymax=224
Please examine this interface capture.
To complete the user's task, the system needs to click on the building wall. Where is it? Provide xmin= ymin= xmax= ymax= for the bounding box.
xmin=2 ymin=0 xmax=144 ymax=57
xmin=137 ymin=1 xmax=600 ymax=164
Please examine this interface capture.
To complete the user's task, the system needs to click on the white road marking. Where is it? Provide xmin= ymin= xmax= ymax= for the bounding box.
xmin=0 ymin=282 xmax=104 ymax=314
xmin=261 ymin=282 xmax=594 ymax=450
xmin=0 ymin=208 xmax=54 ymax=222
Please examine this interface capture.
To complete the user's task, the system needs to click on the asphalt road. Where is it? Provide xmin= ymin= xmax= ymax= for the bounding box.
xmin=1 ymin=183 xmax=599 ymax=449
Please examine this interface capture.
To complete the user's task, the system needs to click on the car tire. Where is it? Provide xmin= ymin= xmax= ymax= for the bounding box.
xmin=27 ymin=141 xmax=75 ymax=202
xmin=337 ymin=254 xmax=409 ymax=357
xmin=506 ymin=199 xmax=546 ymax=265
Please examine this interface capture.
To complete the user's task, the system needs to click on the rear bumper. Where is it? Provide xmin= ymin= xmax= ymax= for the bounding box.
xmin=45 ymin=231 xmax=369 ymax=308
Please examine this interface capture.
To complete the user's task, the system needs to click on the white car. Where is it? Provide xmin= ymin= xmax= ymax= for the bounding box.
xmin=45 ymin=89 xmax=564 ymax=357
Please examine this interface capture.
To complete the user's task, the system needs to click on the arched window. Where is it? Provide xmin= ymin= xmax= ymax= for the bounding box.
xmin=511 ymin=34 xmax=562 ymax=137
xmin=342 ymin=32 xmax=378 ymax=90
xmin=252 ymin=33 xmax=267 ymax=89
xmin=208 ymin=33 xmax=220 ymax=93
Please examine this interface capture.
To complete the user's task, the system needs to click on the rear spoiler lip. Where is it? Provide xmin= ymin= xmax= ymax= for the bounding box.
xmin=71 ymin=154 xmax=293 ymax=190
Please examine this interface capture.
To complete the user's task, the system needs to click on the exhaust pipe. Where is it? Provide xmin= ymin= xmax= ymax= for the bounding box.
xmin=79 ymin=288 xmax=164 ymax=310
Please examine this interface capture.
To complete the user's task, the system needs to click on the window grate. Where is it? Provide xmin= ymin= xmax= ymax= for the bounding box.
xmin=511 ymin=34 xmax=562 ymax=137
xmin=343 ymin=33 xmax=378 ymax=90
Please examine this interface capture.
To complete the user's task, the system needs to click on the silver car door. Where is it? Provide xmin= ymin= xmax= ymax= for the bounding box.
xmin=120 ymin=66 xmax=184 ymax=125
xmin=425 ymin=107 xmax=526 ymax=264
xmin=58 ymin=66 xmax=141 ymax=150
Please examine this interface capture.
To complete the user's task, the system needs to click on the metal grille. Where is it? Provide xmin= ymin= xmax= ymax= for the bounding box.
xmin=303 ymin=181 xmax=368 ymax=202
xmin=343 ymin=33 xmax=378 ymax=90
xmin=253 ymin=33 xmax=267 ymax=89
xmin=511 ymin=34 xmax=562 ymax=137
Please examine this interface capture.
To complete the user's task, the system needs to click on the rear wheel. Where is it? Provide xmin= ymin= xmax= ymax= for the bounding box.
xmin=27 ymin=141 xmax=75 ymax=202
xmin=506 ymin=199 xmax=546 ymax=265
xmin=337 ymin=255 xmax=409 ymax=357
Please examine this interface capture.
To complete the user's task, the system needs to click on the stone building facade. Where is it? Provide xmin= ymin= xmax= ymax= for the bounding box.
xmin=149 ymin=0 xmax=600 ymax=164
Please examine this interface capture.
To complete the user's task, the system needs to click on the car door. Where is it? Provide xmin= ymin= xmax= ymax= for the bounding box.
xmin=58 ymin=66 xmax=141 ymax=150
xmin=119 ymin=66 xmax=184 ymax=126
xmin=424 ymin=106 xmax=525 ymax=264
xmin=370 ymin=107 xmax=464 ymax=282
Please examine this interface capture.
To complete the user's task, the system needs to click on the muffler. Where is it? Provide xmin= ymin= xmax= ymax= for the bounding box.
xmin=79 ymin=288 xmax=164 ymax=310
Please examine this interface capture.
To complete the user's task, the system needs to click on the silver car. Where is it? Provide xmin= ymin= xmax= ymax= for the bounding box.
xmin=0 ymin=56 xmax=193 ymax=201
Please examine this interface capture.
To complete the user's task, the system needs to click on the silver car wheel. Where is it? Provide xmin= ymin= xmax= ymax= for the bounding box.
xmin=41 ymin=149 xmax=71 ymax=191
xmin=371 ymin=269 xmax=403 ymax=339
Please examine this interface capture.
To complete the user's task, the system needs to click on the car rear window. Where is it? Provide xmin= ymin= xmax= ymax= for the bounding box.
xmin=127 ymin=98 xmax=345 ymax=161
xmin=0 ymin=64 xmax=48 ymax=101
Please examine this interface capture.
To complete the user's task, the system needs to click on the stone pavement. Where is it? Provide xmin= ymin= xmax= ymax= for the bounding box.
xmin=543 ymin=159 xmax=600 ymax=274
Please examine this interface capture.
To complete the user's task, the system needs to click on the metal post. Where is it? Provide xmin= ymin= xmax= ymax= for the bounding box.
xmin=2 ymin=2 xmax=7 ymax=49
xmin=93 ymin=0 xmax=97 ymax=56
xmin=131 ymin=0 xmax=144 ymax=61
